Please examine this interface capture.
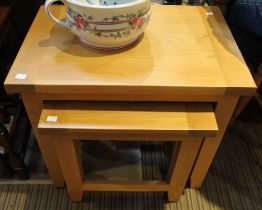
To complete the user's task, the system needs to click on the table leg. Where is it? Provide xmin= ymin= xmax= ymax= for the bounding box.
xmin=167 ymin=138 xmax=202 ymax=202
xmin=55 ymin=137 xmax=84 ymax=201
xmin=22 ymin=93 xmax=64 ymax=187
xmin=190 ymin=95 xmax=239 ymax=187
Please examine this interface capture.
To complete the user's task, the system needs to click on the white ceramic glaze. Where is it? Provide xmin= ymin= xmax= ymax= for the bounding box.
xmin=45 ymin=0 xmax=151 ymax=49
xmin=99 ymin=0 xmax=135 ymax=6
xmin=87 ymin=0 xmax=135 ymax=6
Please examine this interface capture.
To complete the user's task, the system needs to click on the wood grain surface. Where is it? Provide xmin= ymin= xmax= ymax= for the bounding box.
xmin=4 ymin=6 xmax=256 ymax=96
xmin=38 ymin=101 xmax=218 ymax=137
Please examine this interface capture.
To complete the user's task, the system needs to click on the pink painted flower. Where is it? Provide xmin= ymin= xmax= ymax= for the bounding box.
xmin=130 ymin=16 xmax=144 ymax=30
xmin=74 ymin=16 xmax=85 ymax=30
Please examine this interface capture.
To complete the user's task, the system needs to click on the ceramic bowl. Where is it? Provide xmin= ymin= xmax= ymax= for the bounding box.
xmin=45 ymin=0 xmax=151 ymax=49
xmin=88 ymin=0 xmax=136 ymax=6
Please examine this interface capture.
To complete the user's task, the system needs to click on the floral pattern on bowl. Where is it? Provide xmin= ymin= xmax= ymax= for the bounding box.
xmin=100 ymin=0 xmax=118 ymax=5
xmin=45 ymin=0 xmax=151 ymax=49
xmin=67 ymin=6 xmax=150 ymax=39
xmin=99 ymin=0 xmax=135 ymax=6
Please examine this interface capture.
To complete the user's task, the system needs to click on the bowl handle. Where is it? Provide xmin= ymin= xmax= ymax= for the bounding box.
xmin=44 ymin=0 xmax=68 ymax=28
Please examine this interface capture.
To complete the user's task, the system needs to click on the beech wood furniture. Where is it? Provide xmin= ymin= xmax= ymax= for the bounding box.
xmin=38 ymin=101 xmax=218 ymax=201
xmin=233 ymin=64 xmax=262 ymax=119
xmin=4 ymin=5 xmax=256 ymax=196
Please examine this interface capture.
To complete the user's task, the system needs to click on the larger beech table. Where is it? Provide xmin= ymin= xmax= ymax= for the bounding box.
xmin=4 ymin=5 xmax=256 ymax=188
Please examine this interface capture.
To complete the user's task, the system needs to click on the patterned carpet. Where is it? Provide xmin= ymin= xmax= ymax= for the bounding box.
xmin=0 ymin=99 xmax=261 ymax=210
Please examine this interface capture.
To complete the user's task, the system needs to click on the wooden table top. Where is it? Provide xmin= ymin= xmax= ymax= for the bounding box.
xmin=38 ymin=101 xmax=218 ymax=137
xmin=4 ymin=5 xmax=256 ymax=96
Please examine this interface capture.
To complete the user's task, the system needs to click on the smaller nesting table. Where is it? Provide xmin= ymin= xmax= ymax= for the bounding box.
xmin=38 ymin=101 xmax=218 ymax=201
